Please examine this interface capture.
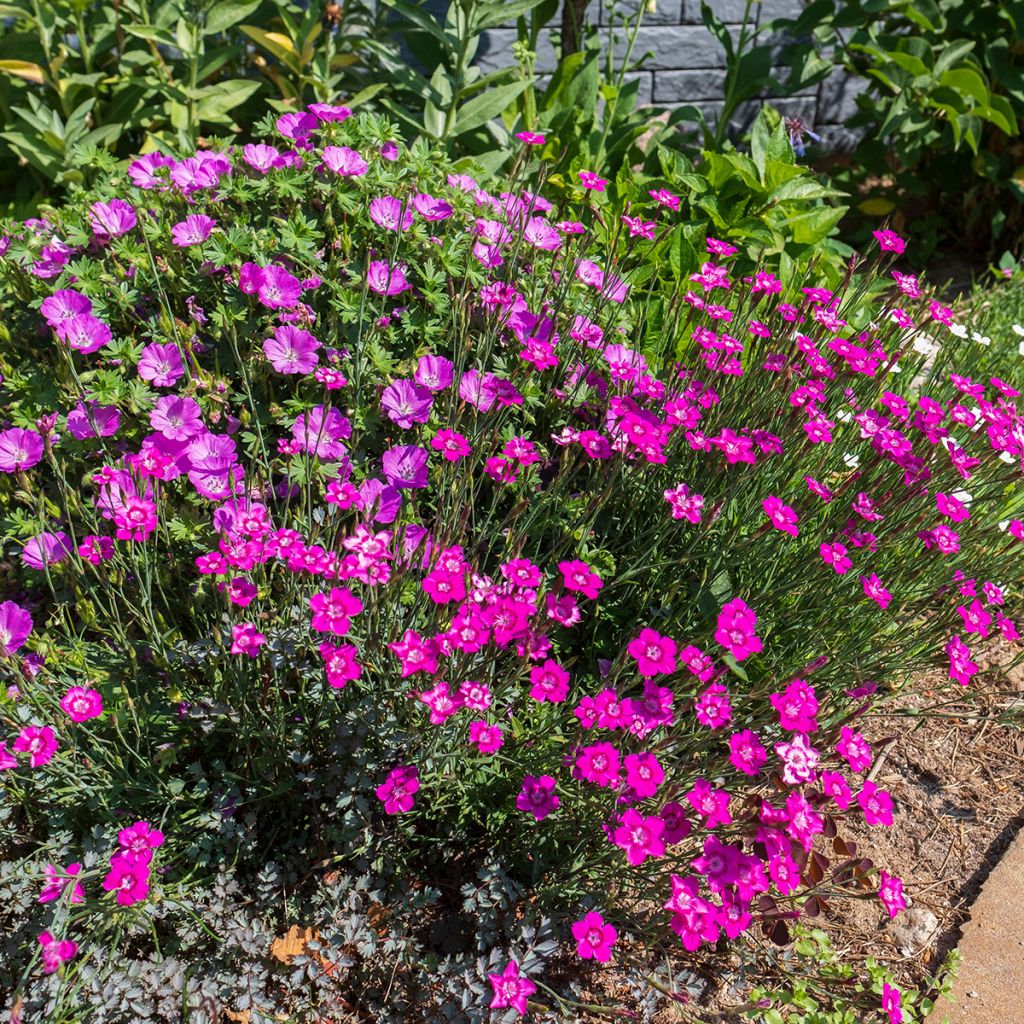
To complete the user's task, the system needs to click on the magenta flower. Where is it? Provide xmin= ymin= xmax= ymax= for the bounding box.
xmin=873 ymin=229 xmax=906 ymax=254
xmin=762 ymin=495 xmax=799 ymax=537
xmin=102 ymin=854 xmax=151 ymax=905
xmin=309 ymin=586 xmax=363 ymax=636
xmin=276 ymin=110 xmax=316 ymax=141
xmin=574 ymin=742 xmax=621 ymax=788
xmin=171 ymin=213 xmax=216 ymax=246
xmin=358 ymin=478 xmax=401 ymax=524
xmin=627 ymin=627 xmax=677 ymax=676
xmin=775 ymin=734 xmax=820 ymax=785
xmin=728 ymin=729 xmax=767 ymax=776
xmin=292 ymin=405 xmax=351 ymax=460
xmin=430 ymin=429 xmax=471 ymax=461
xmin=612 ymin=808 xmax=666 ymax=865
xmin=40 ymin=288 xmax=91 ymax=326
xmin=860 ymin=573 xmax=892 ymax=610
xmin=388 ymin=629 xmax=438 ymax=676
xmin=369 ymin=195 xmax=414 ymax=232
xmin=38 ymin=931 xmax=78 ymax=974
xmin=488 ymin=960 xmax=536 ymax=1015
xmin=381 ymin=379 xmax=433 ymax=429
xmin=578 ymin=169 xmax=607 ymax=191
xmin=22 ymin=531 xmax=73 ymax=569
xmin=39 ymin=862 xmax=85 ymax=905
xmin=686 ymin=778 xmax=732 ymax=829
xmin=624 ymin=751 xmax=664 ymax=798
xmin=878 ymin=870 xmax=907 ymax=918
xmin=309 ymin=102 xmax=351 ymax=122
xmin=412 ymin=193 xmax=453 ymax=220
xmin=138 ymin=342 xmax=185 ymax=387
xmin=857 ymin=780 xmax=894 ymax=826
xmin=13 ymin=724 xmax=58 ymax=767
xmin=414 ymin=353 xmax=454 ymax=391
xmin=151 ymin=395 xmax=203 ymax=441
xmin=55 ymin=314 xmax=112 ymax=354
xmin=820 ymin=541 xmax=852 ymax=574
xmin=66 ymin=401 xmax=120 ymax=440
xmin=118 ymin=820 xmax=165 ymax=862
xmin=516 ymin=130 xmax=546 ymax=144
xmin=571 ymin=911 xmax=617 ymax=962
xmin=836 ymin=727 xmax=872 ymax=773
xmin=264 ymin=325 xmax=320 ymax=374
xmin=367 ymin=260 xmax=410 ymax=295
xmin=376 ymin=765 xmax=419 ymax=814
xmin=468 ymin=720 xmax=504 ymax=753
xmin=230 ymin=622 xmax=266 ymax=657
xmin=714 ymin=598 xmax=762 ymax=661
xmin=321 ymin=145 xmax=368 ymax=177
xmin=558 ymin=559 xmax=603 ymax=599
xmin=0 ymin=427 xmax=43 ymax=471
xmin=320 ymin=641 xmax=362 ymax=689
xmin=381 ymin=445 xmax=429 ymax=489
xmin=882 ymin=982 xmax=903 ymax=1024
xmin=89 ymin=198 xmax=137 ymax=238
xmin=0 ymin=600 xmax=33 ymax=656
xmin=516 ymin=774 xmax=560 ymax=820
xmin=60 ymin=686 xmax=104 ymax=722
xmin=528 ymin=659 xmax=570 ymax=703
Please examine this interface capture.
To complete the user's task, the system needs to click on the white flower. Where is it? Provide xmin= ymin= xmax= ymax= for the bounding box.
xmin=971 ymin=331 xmax=991 ymax=346
xmin=913 ymin=335 xmax=938 ymax=356
xmin=948 ymin=322 xmax=968 ymax=338
xmin=999 ymin=451 xmax=1015 ymax=464
xmin=953 ymin=490 xmax=973 ymax=505
xmin=843 ymin=452 xmax=861 ymax=470
xmin=1018 ymin=340 xmax=1024 ymax=357
xmin=837 ymin=409 xmax=853 ymax=423
xmin=1012 ymin=323 xmax=1024 ymax=336
xmin=890 ymin=363 xmax=902 ymax=373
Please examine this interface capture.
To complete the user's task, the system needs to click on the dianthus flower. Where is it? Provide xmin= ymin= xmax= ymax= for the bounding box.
xmin=858 ymin=780 xmax=894 ymax=826
xmin=836 ymin=727 xmax=872 ymax=772
xmin=488 ymin=960 xmax=536 ymax=1015
xmin=376 ymin=765 xmax=419 ymax=814
xmin=39 ymin=862 xmax=85 ymax=905
xmin=468 ymin=720 xmax=504 ymax=754
xmin=38 ymin=931 xmax=78 ymax=974
xmin=694 ymin=683 xmax=732 ymax=729
xmin=861 ymin=573 xmax=892 ymax=610
xmin=558 ymin=559 xmax=603 ymax=599
xmin=878 ymin=869 xmax=907 ymax=918
xmin=627 ymin=627 xmax=677 ymax=676
xmin=728 ymin=729 xmax=767 ymax=775
xmin=230 ymin=623 xmax=266 ymax=657
xmin=762 ymin=495 xmax=799 ymax=536
xmin=102 ymin=854 xmax=151 ymax=905
xmin=775 ymin=734 xmax=820 ymax=785
xmin=13 ymin=725 xmax=58 ymax=767
xmin=575 ymin=742 xmax=621 ymax=788
xmin=516 ymin=774 xmax=559 ymax=820
xmin=60 ymin=686 xmax=103 ymax=722
xmin=571 ymin=911 xmax=617 ymax=962
xmin=624 ymin=751 xmax=664 ymax=798
xmin=612 ymin=808 xmax=665 ymax=865
xmin=714 ymin=597 xmax=762 ymax=661
xmin=882 ymin=982 xmax=903 ymax=1024
xmin=686 ymin=778 xmax=731 ymax=828
xmin=769 ymin=678 xmax=819 ymax=733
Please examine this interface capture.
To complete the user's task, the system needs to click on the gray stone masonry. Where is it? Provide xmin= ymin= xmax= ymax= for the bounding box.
xmin=475 ymin=0 xmax=865 ymax=141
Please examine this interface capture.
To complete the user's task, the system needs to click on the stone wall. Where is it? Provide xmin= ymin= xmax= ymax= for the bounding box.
xmin=473 ymin=0 xmax=865 ymax=147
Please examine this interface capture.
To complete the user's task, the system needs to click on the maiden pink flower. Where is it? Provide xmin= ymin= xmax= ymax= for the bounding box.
xmin=529 ymin=659 xmax=570 ymax=703
xmin=571 ymin=911 xmax=618 ymax=962
xmin=882 ymin=982 xmax=903 ymax=1024
xmin=714 ymin=598 xmax=762 ymax=661
xmin=612 ymin=808 xmax=665 ymax=865
xmin=624 ymin=751 xmax=664 ymax=798
xmin=946 ymin=634 xmax=979 ymax=686
xmin=516 ymin=774 xmax=559 ymax=820
xmin=762 ymin=495 xmax=799 ymax=536
xmin=309 ymin=586 xmax=363 ymax=635
xmin=861 ymin=573 xmax=892 ymax=610
xmin=820 ymin=541 xmax=852 ymax=574
xmin=558 ymin=559 xmax=603 ymax=599
xmin=628 ymin=628 xmax=677 ymax=676
xmin=14 ymin=725 xmax=58 ymax=767
xmin=320 ymin=641 xmax=362 ymax=688
xmin=836 ymin=727 xmax=872 ymax=772
xmin=38 ymin=931 xmax=78 ymax=974
xmin=468 ymin=720 xmax=504 ymax=753
xmin=102 ymin=854 xmax=151 ymax=905
xmin=687 ymin=778 xmax=731 ymax=828
xmin=578 ymin=170 xmax=607 ymax=191
xmin=728 ymin=729 xmax=767 ymax=776
xmin=39 ymin=862 xmax=84 ymax=905
xmin=376 ymin=765 xmax=419 ymax=813
xmin=575 ymin=742 xmax=621 ymax=788
xmin=878 ymin=870 xmax=907 ymax=918
xmin=488 ymin=961 xmax=536 ymax=1015
xmin=60 ymin=686 xmax=103 ymax=722
xmin=230 ymin=623 xmax=266 ymax=657
xmin=857 ymin=780 xmax=894 ymax=826
xmin=118 ymin=820 xmax=165 ymax=862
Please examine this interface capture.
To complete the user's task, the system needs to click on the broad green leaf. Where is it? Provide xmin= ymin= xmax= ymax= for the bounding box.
xmin=194 ymin=79 xmax=262 ymax=121
xmin=124 ymin=24 xmax=177 ymax=47
xmin=380 ymin=0 xmax=454 ymax=49
xmin=474 ymin=0 xmax=547 ymax=32
xmin=939 ymin=67 xmax=988 ymax=107
xmin=205 ymin=0 xmax=262 ymax=34
xmin=239 ymin=25 xmax=299 ymax=70
xmin=452 ymin=80 xmax=528 ymax=135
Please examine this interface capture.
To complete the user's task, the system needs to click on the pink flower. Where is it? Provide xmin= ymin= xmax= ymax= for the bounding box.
xmin=857 ymin=780 xmax=894 ymax=826
xmin=138 ymin=342 xmax=185 ymax=387
xmin=627 ymin=628 xmax=677 ymax=676
xmin=488 ymin=960 xmax=536 ymax=1015
xmin=309 ymin=586 xmax=363 ymax=635
xmin=836 ymin=727 xmax=872 ymax=773
xmin=578 ymin=170 xmax=607 ymax=191
xmin=369 ymin=196 xmax=414 ymax=232
xmin=529 ymin=659 xmax=570 ymax=703
xmin=882 ymin=982 xmax=903 ymax=1024
xmin=762 ymin=495 xmax=799 ymax=536
xmin=821 ymin=770 xmax=852 ymax=809
xmin=687 ymin=778 xmax=731 ymax=828
xmin=376 ymin=765 xmax=419 ymax=814
xmin=292 ymin=405 xmax=351 ymax=459
xmin=38 ymin=931 xmax=78 ymax=974
xmin=171 ymin=214 xmax=216 ymax=246
xmin=388 ymin=629 xmax=438 ymax=677
xmin=468 ymin=720 xmax=504 ymax=754
xmin=516 ymin=130 xmax=546 ymax=145
xmin=320 ymin=641 xmax=362 ymax=688
xmin=571 ymin=911 xmax=617 ymax=962
xmin=575 ymin=742 xmax=621 ymax=788
xmin=230 ymin=623 xmax=266 ymax=657
xmin=861 ymin=573 xmax=892 ymax=609
xmin=516 ymin=774 xmax=559 ymax=820
xmin=728 ymin=729 xmax=767 ymax=776
xmin=41 ymin=288 xmax=91 ymax=326
xmin=714 ymin=598 xmax=762 ymax=661
xmin=367 ymin=260 xmax=410 ymax=296
xmin=558 ymin=559 xmax=603 ymax=599
xmin=412 ymin=194 xmax=453 ymax=221
xmin=0 ymin=427 xmax=44 ymax=471
xmin=770 ymin=678 xmax=819 ymax=732
xmin=118 ymin=820 xmax=165 ymax=862
xmin=820 ymin=541 xmax=852 ymax=574
xmin=878 ymin=870 xmax=907 ymax=918
xmin=612 ymin=808 xmax=666 ymax=865
xmin=694 ymin=683 xmax=732 ymax=729
xmin=649 ymin=188 xmax=681 ymax=210
xmin=89 ymin=198 xmax=137 ymax=238
xmin=321 ymin=145 xmax=367 ymax=176
xmin=102 ymin=854 xmax=151 ymax=905
xmin=60 ymin=686 xmax=103 ymax=722
xmin=264 ymin=325 xmax=320 ymax=374
xmin=872 ymin=229 xmax=906 ymax=254
xmin=775 ymin=734 xmax=820 ymax=785
xmin=39 ymin=862 xmax=85 ymax=905
xmin=624 ymin=751 xmax=664 ymax=798
xmin=664 ymin=482 xmax=704 ymax=522
xmin=13 ymin=725 xmax=58 ymax=767
xmin=0 ymin=600 xmax=33 ymax=656
xmin=382 ymin=445 xmax=429 ymax=489
xmin=946 ymin=634 xmax=979 ymax=686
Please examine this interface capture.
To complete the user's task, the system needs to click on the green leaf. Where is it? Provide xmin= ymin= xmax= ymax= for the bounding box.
xmin=938 ymin=67 xmax=989 ymax=107
xmin=380 ymin=0 xmax=454 ymax=50
xmin=667 ymin=226 xmax=697 ymax=282
xmin=205 ymin=0 xmax=262 ymax=34
xmin=193 ymin=79 xmax=262 ymax=121
xmin=452 ymin=80 xmax=528 ymax=135
xmin=700 ymin=0 xmax=734 ymax=62
xmin=474 ymin=0 xmax=547 ymax=31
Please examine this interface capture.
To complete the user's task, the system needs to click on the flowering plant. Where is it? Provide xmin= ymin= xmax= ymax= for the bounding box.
xmin=0 ymin=107 xmax=1020 ymax=1021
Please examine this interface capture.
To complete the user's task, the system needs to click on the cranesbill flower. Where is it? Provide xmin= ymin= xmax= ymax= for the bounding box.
xmin=321 ymin=145 xmax=368 ymax=176
xmin=151 ymin=395 xmax=203 ymax=441
xmin=171 ymin=214 xmax=216 ymax=247
xmin=242 ymin=143 xmax=280 ymax=173
xmin=264 ymin=325 xmax=320 ymax=374
xmin=571 ymin=911 xmax=617 ymax=962
xmin=376 ymin=765 xmax=419 ymax=814
xmin=488 ymin=961 xmax=536 ymax=1015
xmin=412 ymin=193 xmax=453 ymax=220
xmin=138 ymin=342 xmax=185 ymax=387
xmin=381 ymin=445 xmax=429 ymax=489
xmin=369 ymin=196 xmax=413 ymax=232
xmin=41 ymin=288 xmax=91 ymax=326
xmin=60 ymin=686 xmax=104 ymax=722
xmin=0 ymin=601 xmax=32 ymax=656
xmin=367 ymin=260 xmax=410 ymax=295
xmin=292 ymin=405 xmax=351 ymax=460
xmin=89 ymin=199 xmax=137 ymax=238
xmin=414 ymin=354 xmax=454 ymax=391
xmin=381 ymin=379 xmax=433 ymax=429
xmin=22 ymin=532 xmax=73 ymax=569
xmin=0 ymin=427 xmax=43 ymax=472
xmin=55 ymin=314 xmax=112 ymax=354
xmin=66 ymin=401 xmax=120 ymax=440
xmin=13 ymin=724 xmax=58 ymax=766
xmin=517 ymin=774 xmax=560 ymax=820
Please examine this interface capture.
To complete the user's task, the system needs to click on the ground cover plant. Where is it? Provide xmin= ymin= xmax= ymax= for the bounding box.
xmin=0 ymin=107 xmax=1022 ymax=1022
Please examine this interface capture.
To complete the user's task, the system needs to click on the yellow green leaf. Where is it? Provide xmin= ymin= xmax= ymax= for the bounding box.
xmin=239 ymin=25 xmax=299 ymax=71
xmin=858 ymin=197 xmax=896 ymax=215
xmin=0 ymin=59 xmax=45 ymax=84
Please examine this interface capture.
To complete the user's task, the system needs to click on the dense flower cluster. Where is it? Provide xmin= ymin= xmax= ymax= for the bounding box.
xmin=0 ymin=107 xmax=1020 ymax=1020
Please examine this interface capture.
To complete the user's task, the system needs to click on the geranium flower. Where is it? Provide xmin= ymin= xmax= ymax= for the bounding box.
xmin=264 ymin=325 xmax=320 ymax=374
xmin=0 ymin=600 xmax=33 ymax=656
xmin=171 ymin=214 xmax=216 ymax=246
xmin=89 ymin=199 xmax=137 ymax=238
